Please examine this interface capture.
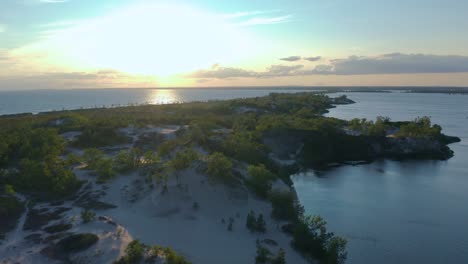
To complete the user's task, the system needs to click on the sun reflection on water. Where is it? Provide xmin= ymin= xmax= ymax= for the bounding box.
xmin=148 ymin=89 xmax=180 ymax=105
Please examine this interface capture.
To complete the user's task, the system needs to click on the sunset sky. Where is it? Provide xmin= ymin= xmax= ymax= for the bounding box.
xmin=1 ymin=0 xmax=468 ymax=89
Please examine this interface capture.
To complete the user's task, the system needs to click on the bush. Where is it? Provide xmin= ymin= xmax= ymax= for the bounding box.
xmin=292 ymin=215 xmax=347 ymax=264
xmin=246 ymin=211 xmax=266 ymax=233
xmin=255 ymin=243 xmax=272 ymax=264
xmin=271 ymin=248 xmax=286 ymax=264
xmin=56 ymin=233 xmax=98 ymax=252
xmin=206 ymin=152 xmax=232 ymax=181
xmin=269 ymin=191 xmax=299 ymax=221
xmin=114 ymin=149 xmax=139 ymax=172
xmin=82 ymin=148 xmax=104 ymax=169
xmin=81 ymin=209 xmax=96 ymax=223
xmin=73 ymin=126 xmax=131 ymax=148
xmin=246 ymin=164 xmax=275 ymax=198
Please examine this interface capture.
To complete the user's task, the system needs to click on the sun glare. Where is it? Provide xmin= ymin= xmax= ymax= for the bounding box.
xmin=37 ymin=4 xmax=256 ymax=77
xmin=149 ymin=89 xmax=180 ymax=104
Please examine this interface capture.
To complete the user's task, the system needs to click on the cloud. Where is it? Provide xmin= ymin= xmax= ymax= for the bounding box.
xmin=0 ymin=24 xmax=6 ymax=33
xmin=188 ymin=64 xmax=256 ymax=79
xmin=280 ymin=56 xmax=301 ymax=62
xmin=280 ymin=56 xmax=322 ymax=62
xmin=325 ymin=53 xmax=468 ymax=75
xmin=187 ymin=53 xmax=468 ymax=79
xmin=304 ymin=56 xmax=322 ymax=62
xmin=0 ymin=70 xmax=157 ymax=89
xmin=223 ymin=11 xmax=273 ymax=19
xmin=261 ymin=65 xmax=304 ymax=77
xmin=187 ymin=64 xmax=304 ymax=79
xmin=237 ymin=15 xmax=292 ymax=26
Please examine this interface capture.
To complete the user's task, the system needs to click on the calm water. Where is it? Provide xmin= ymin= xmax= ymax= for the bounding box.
xmin=0 ymin=88 xmax=322 ymax=115
xmin=1 ymin=89 xmax=467 ymax=263
xmin=293 ymin=92 xmax=468 ymax=264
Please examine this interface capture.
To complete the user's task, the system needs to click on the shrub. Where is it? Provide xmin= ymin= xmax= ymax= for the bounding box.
xmin=206 ymin=152 xmax=232 ymax=180
xmin=81 ymin=209 xmax=96 ymax=223
xmin=57 ymin=233 xmax=98 ymax=252
xmin=269 ymin=191 xmax=299 ymax=221
xmin=115 ymin=240 xmax=145 ymax=264
xmin=73 ymin=126 xmax=131 ymax=148
xmin=255 ymin=243 xmax=272 ymax=264
xmin=271 ymin=248 xmax=286 ymax=264
xmin=246 ymin=211 xmax=267 ymax=233
xmin=246 ymin=164 xmax=275 ymax=198
xmin=292 ymin=215 xmax=347 ymax=264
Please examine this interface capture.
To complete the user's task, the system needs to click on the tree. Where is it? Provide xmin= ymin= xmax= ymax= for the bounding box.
xmin=143 ymin=151 xmax=160 ymax=166
xmin=326 ymin=236 xmax=348 ymax=264
xmin=206 ymin=152 xmax=232 ymax=180
xmin=81 ymin=209 xmax=96 ymax=223
xmin=271 ymin=248 xmax=286 ymax=264
xmin=95 ymin=158 xmax=115 ymax=181
xmin=82 ymin=148 xmax=104 ymax=169
xmin=256 ymin=214 xmax=266 ymax=233
xmin=270 ymin=191 xmax=298 ymax=221
xmin=247 ymin=164 xmax=275 ymax=198
xmin=246 ymin=211 xmax=256 ymax=231
xmin=255 ymin=243 xmax=271 ymax=264
xmin=116 ymin=240 xmax=145 ymax=264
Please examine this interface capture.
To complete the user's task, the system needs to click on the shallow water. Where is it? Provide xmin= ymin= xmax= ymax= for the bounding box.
xmin=293 ymin=92 xmax=468 ymax=264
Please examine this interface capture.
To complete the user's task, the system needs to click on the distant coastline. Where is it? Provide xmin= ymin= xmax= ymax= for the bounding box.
xmin=0 ymin=87 xmax=467 ymax=117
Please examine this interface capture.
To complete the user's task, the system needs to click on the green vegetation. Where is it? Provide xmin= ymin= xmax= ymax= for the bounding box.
xmin=271 ymin=248 xmax=286 ymax=264
xmin=116 ymin=240 xmax=191 ymax=264
xmin=270 ymin=191 xmax=302 ymax=221
xmin=255 ymin=243 xmax=272 ymax=264
xmin=56 ymin=233 xmax=99 ymax=252
xmin=72 ymin=126 xmax=132 ymax=148
xmin=396 ymin=116 xmax=442 ymax=138
xmin=246 ymin=164 xmax=276 ymax=198
xmin=0 ymin=195 xmax=24 ymax=239
xmin=206 ymin=152 xmax=233 ymax=181
xmin=246 ymin=211 xmax=267 ymax=233
xmin=292 ymin=215 xmax=347 ymax=264
xmin=114 ymin=149 xmax=142 ymax=172
xmin=115 ymin=240 xmax=145 ymax=264
xmin=347 ymin=116 xmax=391 ymax=137
xmin=81 ymin=209 xmax=96 ymax=223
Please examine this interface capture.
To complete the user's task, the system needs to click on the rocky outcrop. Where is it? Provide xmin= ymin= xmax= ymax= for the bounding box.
xmin=264 ymin=128 xmax=460 ymax=168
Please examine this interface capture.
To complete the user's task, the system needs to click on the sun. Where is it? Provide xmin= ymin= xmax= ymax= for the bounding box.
xmin=38 ymin=4 xmax=256 ymax=77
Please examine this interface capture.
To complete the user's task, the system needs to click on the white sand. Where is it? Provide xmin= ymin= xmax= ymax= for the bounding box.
xmin=98 ymin=168 xmax=308 ymax=264
xmin=1 ymin=126 xmax=310 ymax=264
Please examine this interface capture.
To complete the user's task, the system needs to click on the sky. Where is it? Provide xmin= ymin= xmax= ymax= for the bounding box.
xmin=1 ymin=0 xmax=468 ymax=89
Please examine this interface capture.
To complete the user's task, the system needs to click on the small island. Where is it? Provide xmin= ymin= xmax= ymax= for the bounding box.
xmin=0 ymin=93 xmax=459 ymax=264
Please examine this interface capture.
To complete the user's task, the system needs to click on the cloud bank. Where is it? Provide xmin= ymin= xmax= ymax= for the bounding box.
xmin=189 ymin=53 xmax=468 ymax=79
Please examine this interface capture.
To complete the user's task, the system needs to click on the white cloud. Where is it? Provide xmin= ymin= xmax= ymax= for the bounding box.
xmin=236 ymin=15 xmax=292 ymax=26
xmin=0 ymin=24 xmax=6 ymax=33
